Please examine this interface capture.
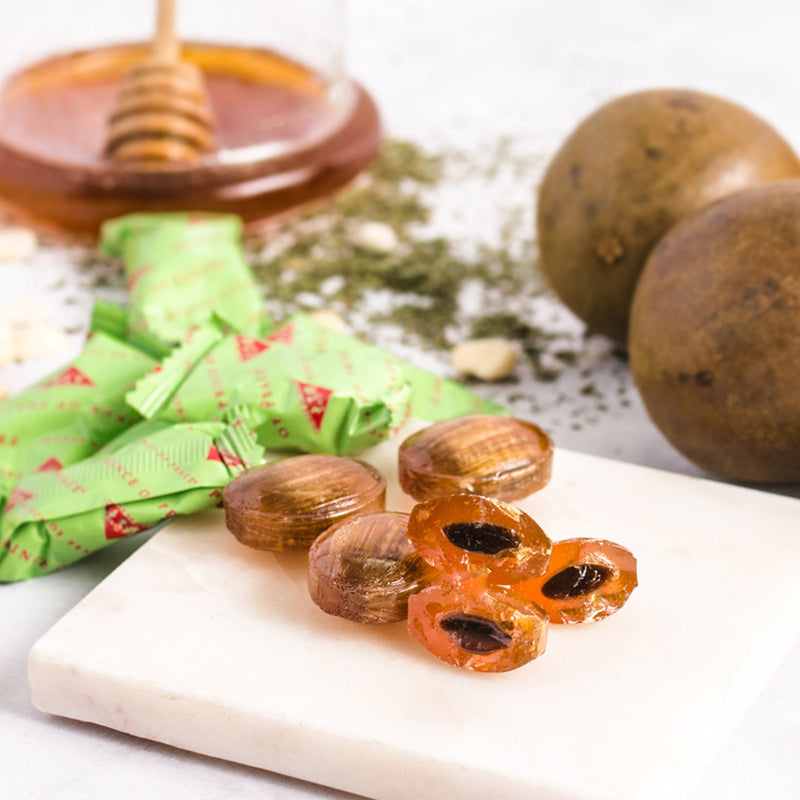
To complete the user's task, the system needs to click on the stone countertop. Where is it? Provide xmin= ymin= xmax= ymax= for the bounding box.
xmin=1 ymin=1 xmax=799 ymax=798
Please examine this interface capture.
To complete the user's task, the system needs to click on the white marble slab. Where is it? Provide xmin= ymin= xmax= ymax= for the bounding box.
xmin=28 ymin=436 xmax=800 ymax=800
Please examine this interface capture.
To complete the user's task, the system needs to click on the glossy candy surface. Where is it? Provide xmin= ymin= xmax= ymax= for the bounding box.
xmin=407 ymin=493 xmax=552 ymax=584
xmin=223 ymin=455 xmax=386 ymax=550
xmin=308 ymin=512 xmax=436 ymax=623
xmin=398 ymin=415 xmax=553 ymax=502
xmin=512 ymin=538 xmax=638 ymax=623
xmin=407 ymin=578 xmax=548 ymax=672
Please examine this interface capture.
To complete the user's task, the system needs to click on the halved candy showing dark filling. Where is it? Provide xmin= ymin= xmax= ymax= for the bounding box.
xmin=406 ymin=493 xmax=552 ymax=584
xmin=511 ymin=538 xmax=637 ymax=624
xmin=407 ymin=578 xmax=548 ymax=672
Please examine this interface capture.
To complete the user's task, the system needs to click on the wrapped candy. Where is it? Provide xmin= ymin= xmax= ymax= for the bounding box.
xmin=0 ymin=418 xmax=263 ymax=582
xmin=101 ymin=212 xmax=270 ymax=347
xmin=0 ymin=304 xmax=157 ymax=511
xmin=127 ymin=315 xmax=415 ymax=455
xmin=256 ymin=313 xmax=505 ymax=423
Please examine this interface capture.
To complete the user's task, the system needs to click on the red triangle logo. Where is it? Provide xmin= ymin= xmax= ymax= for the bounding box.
xmin=6 ymin=488 xmax=34 ymax=512
xmin=235 ymin=335 xmax=270 ymax=362
xmin=45 ymin=366 xmax=95 ymax=388
xmin=207 ymin=444 xmax=243 ymax=468
xmin=295 ymin=380 xmax=333 ymax=431
xmin=267 ymin=323 xmax=294 ymax=345
xmin=104 ymin=503 xmax=151 ymax=540
xmin=36 ymin=457 xmax=63 ymax=472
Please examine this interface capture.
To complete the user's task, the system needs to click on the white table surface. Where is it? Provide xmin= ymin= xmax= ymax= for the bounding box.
xmin=2 ymin=1 xmax=799 ymax=798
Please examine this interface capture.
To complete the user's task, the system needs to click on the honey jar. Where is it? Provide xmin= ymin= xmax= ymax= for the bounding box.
xmin=0 ymin=0 xmax=380 ymax=232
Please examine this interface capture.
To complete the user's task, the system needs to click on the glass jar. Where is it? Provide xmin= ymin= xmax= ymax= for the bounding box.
xmin=0 ymin=0 xmax=380 ymax=233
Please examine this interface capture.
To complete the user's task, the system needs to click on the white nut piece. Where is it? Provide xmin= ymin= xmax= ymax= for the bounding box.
xmin=350 ymin=221 xmax=398 ymax=254
xmin=12 ymin=323 xmax=70 ymax=360
xmin=309 ymin=309 xmax=348 ymax=333
xmin=451 ymin=337 xmax=518 ymax=382
xmin=0 ymin=227 xmax=38 ymax=261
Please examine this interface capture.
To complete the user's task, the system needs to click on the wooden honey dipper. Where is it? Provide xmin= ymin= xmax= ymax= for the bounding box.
xmin=104 ymin=0 xmax=216 ymax=166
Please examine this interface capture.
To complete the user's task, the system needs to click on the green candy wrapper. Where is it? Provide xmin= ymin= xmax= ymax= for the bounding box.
xmin=405 ymin=363 xmax=505 ymax=419
xmin=268 ymin=314 xmax=505 ymax=421
xmin=0 ymin=308 xmax=158 ymax=510
xmin=0 ymin=418 xmax=263 ymax=582
xmin=100 ymin=212 xmax=270 ymax=347
xmin=128 ymin=314 xmax=503 ymax=454
xmin=128 ymin=315 xmax=415 ymax=454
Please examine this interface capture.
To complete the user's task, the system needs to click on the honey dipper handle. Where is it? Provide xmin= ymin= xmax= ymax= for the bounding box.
xmin=153 ymin=0 xmax=179 ymax=62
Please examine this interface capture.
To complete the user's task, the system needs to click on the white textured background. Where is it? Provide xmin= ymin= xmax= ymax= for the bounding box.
xmin=1 ymin=1 xmax=799 ymax=798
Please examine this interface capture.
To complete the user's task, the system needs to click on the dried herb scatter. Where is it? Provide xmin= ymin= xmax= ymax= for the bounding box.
xmin=248 ymin=140 xmax=560 ymax=365
xmin=245 ymin=139 xmax=638 ymax=437
xmin=49 ymin=137 xmax=640 ymax=452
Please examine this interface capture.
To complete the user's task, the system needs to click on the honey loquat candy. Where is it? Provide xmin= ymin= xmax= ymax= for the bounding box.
xmin=398 ymin=415 xmax=553 ymax=502
xmin=224 ymin=455 xmax=386 ymax=550
xmin=407 ymin=577 xmax=548 ymax=672
xmin=406 ymin=493 xmax=551 ymax=584
xmin=308 ymin=511 xmax=437 ymax=624
xmin=512 ymin=538 xmax=638 ymax=624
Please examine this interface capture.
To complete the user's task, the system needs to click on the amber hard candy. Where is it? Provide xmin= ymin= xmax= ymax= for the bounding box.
xmin=407 ymin=578 xmax=548 ymax=672
xmin=223 ymin=455 xmax=386 ymax=550
xmin=512 ymin=538 xmax=638 ymax=624
xmin=308 ymin=512 xmax=436 ymax=624
xmin=407 ymin=493 xmax=551 ymax=585
xmin=398 ymin=415 xmax=553 ymax=502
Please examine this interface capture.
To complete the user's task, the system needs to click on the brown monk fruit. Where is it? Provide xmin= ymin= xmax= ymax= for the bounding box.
xmin=536 ymin=89 xmax=800 ymax=343
xmin=629 ymin=181 xmax=800 ymax=483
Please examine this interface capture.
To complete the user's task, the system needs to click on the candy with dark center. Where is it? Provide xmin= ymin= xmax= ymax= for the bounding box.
xmin=541 ymin=563 xmax=612 ymax=599
xmin=407 ymin=493 xmax=551 ymax=584
xmin=442 ymin=521 xmax=521 ymax=554
xmin=407 ymin=578 xmax=548 ymax=672
xmin=439 ymin=613 xmax=513 ymax=654
xmin=512 ymin=538 xmax=637 ymax=623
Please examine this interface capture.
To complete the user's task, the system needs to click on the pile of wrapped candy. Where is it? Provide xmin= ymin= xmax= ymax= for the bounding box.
xmin=0 ymin=213 xmax=500 ymax=583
